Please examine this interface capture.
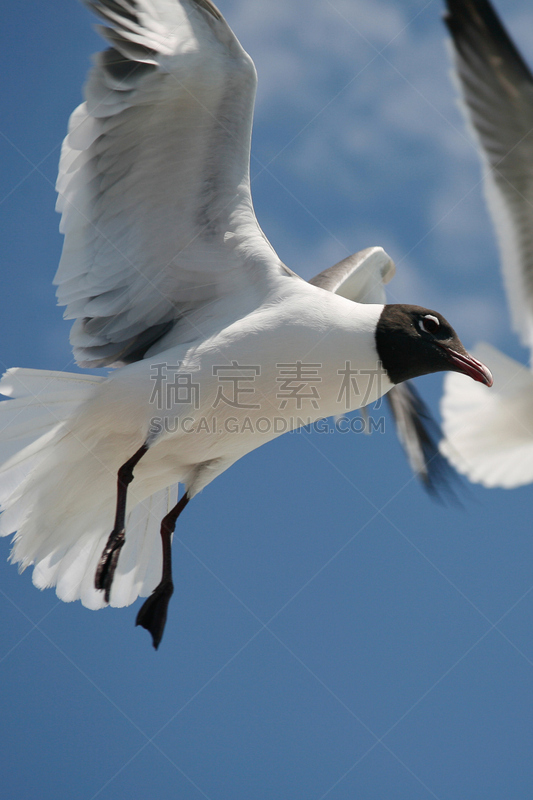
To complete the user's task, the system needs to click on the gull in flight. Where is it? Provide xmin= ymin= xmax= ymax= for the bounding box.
xmin=440 ymin=0 xmax=533 ymax=488
xmin=0 ymin=0 xmax=492 ymax=648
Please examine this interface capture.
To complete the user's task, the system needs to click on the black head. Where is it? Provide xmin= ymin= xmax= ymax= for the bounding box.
xmin=375 ymin=304 xmax=493 ymax=386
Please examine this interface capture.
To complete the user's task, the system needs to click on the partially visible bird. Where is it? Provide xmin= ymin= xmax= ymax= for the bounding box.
xmin=440 ymin=0 xmax=533 ymax=487
xmin=0 ymin=0 xmax=492 ymax=648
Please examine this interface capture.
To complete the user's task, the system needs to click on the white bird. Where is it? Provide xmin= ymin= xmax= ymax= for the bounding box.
xmin=0 ymin=0 xmax=492 ymax=648
xmin=440 ymin=0 xmax=533 ymax=488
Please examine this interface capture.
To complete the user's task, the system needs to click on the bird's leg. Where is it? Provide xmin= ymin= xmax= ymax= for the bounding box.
xmin=95 ymin=443 xmax=149 ymax=602
xmin=136 ymin=491 xmax=190 ymax=649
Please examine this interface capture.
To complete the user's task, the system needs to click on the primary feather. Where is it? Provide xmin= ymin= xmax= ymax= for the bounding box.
xmin=445 ymin=0 xmax=533 ymax=350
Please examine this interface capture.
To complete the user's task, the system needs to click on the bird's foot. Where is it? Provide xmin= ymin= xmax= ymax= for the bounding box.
xmin=135 ymin=580 xmax=174 ymax=650
xmin=95 ymin=529 xmax=126 ymax=603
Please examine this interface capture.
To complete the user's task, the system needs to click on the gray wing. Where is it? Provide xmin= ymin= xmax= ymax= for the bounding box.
xmin=310 ymin=247 xmax=459 ymax=498
xmin=386 ymin=381 xmax=460 ymax=499
xmin=445 ymin=0 xmax=533 ymax=351
xmin=56 ymin=0 xmax=285 ymax=367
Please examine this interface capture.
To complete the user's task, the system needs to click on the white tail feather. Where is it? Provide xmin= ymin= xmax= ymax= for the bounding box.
xmin=440 ymin=343 xmax=533 ymax=488
xmin=0 ymin=368 xmax=178 ymax=609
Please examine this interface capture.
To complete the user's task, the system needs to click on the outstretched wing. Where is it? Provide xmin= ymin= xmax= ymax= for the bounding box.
xmin=445 ymin=0 xmax=533 ymax=352
xmin=56 ymin=0 xmax=285 ymax=367
xmin=310 ymin=246 xmax=459 ymax=498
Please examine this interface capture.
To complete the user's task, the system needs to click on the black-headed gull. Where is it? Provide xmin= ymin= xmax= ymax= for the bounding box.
xmin=0 ymin=0 xmax=492 ymax=648
xmin=440 ymin=0 xmax=533 ymax=488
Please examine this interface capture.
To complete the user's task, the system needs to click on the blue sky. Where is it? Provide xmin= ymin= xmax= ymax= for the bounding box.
xmin=2 ymin=1 xmax=533 ymax=798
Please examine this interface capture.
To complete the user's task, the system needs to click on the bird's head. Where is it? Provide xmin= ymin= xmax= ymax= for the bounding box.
xmin=375 ymin=304 xmax=493 ymax=386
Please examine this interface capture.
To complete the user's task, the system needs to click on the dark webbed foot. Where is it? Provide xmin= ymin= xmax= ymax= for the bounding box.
xmin=135 ymin=580 xmax=174 ymax=649
xmin=95 ymin=529 xmax=126 ymax=602
xmin=134 ymin=491 xmax=190 ymax=649
xmin=94 ymin=444 xmax=149 ymax=603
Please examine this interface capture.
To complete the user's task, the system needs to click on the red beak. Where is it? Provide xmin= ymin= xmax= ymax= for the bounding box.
xmin=437 ymin=344 xmax=493 ymax=386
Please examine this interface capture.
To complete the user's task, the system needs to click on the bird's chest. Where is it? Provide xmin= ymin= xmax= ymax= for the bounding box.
xmin=147 ymin=322 xmax=391 ymax=454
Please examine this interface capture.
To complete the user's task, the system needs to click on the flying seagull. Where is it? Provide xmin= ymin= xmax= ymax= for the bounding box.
xmin=0 ymin=0 xmax=492 ymax=648
xmin=440 ymin=0 xmax=533 ymax=487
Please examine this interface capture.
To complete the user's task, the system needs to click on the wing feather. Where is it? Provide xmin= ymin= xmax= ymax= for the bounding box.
xmin=445 ymin=0 xmax=533 ymax=351
xmin=56 ymin=0 xmax=284 ymax=367
xmin=386 ymin=381 xmax=460 ymax=499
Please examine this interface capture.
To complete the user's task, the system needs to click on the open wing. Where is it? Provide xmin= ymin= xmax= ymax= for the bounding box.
xmin=445 ymin=0 xmax=533 ymax=352
xmin=56 ymin=0 xmax=286 ymax=367
xmin=310 ymin=247 xmax=459 ymax=497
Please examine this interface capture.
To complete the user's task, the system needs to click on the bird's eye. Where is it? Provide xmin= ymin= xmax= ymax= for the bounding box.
xmin=419 ymin=314 xmax=440 ymax=334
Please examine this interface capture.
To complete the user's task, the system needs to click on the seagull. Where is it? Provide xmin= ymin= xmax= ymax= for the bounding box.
xmin=0 ymin=0 xmax=492 ymax=649
xmin=440 ymin=0 xmax=533 ymax=488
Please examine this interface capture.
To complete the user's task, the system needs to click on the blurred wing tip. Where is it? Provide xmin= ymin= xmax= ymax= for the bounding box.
xmin=387 ymin=383 xmax=466 ymax=505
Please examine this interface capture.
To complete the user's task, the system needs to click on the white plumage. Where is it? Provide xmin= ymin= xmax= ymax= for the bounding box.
xmin=0 ymin=368 xmax=177 ymax=608
xmin=442 ymin=343 xmax=533 ymax=487
xmin=55 ymin=0 xmax=274 ymax=368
